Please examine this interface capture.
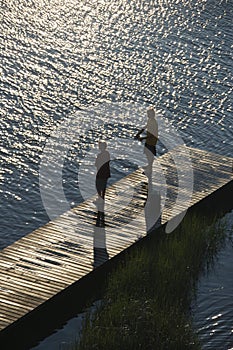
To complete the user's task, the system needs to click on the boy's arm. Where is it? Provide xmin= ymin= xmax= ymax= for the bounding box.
xmin=134 ymin=128 xmax=145 ymax=140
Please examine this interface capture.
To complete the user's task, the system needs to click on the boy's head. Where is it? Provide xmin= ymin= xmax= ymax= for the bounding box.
xmin=98 ymin=140 xmax=107 ymax=151
xmin=147 ymin=107 xmax=155 ymax=119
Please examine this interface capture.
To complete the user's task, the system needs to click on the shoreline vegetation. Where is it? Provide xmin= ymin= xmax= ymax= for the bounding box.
xmin=67 ymin=212 xmax=227 ymax=350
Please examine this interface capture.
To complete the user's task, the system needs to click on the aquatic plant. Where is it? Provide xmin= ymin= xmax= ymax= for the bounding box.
xmin=68 ymin=213 xmax=226 ymax=350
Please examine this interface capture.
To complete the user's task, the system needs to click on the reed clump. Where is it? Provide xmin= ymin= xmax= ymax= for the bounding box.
xmin=70 ymin=213 xmax=226 ymax=350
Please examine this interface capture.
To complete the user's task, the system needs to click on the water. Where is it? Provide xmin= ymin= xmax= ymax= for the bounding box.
xmin=31 ymin=213 xmax=233 ymax=350
xmin=0 ymin=0 xmax=232 ymax=348
xmin=31 ymin=300 xmax=101 ymax=350
xmin=31 ymin=314 xmax=84 ymax=350
xmin=193 ymin=211 xmax=233 ymax=350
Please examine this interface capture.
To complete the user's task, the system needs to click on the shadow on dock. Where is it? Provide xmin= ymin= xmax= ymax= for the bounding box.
xmin=0 ymin=148 xmax=232 ymax=349
xmin=93 ymin=208 xmax=109 ymax=269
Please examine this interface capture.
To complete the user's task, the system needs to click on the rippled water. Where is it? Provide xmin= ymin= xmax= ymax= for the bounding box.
xmin=193 ymin=212 xmax=233 ymax=350
xmin=0 ymin=0 xmax=232 ymax=347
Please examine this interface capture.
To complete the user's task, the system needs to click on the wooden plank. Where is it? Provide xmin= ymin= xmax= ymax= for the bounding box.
xmin=0 ymin=270 xmax=59 ymax=296
xmin=0 ymin=146 xmax=232 ymax=339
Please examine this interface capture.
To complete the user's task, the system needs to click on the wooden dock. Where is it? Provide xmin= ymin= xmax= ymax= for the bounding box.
xmin=0 ymin=146 xmax=232 ymax=348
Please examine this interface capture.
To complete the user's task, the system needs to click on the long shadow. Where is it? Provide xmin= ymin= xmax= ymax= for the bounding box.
xmin=2 ymin=179 xmax=231 ymax=349
xmin=93 ymin=207 xmax=109 ymax=269
xmin=144 ymin=172 xmax=162 ymax=234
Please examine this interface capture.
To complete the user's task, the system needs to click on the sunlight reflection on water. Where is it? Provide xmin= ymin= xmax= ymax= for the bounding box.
xmin=1 ymin=0 xmax=232 ymax=247
xmin=0 ymin=0 xmax=233 ymax=347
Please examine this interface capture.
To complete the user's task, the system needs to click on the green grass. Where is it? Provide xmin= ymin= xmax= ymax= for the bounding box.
xmin=68 ymin=213 xmax=226 ymax=350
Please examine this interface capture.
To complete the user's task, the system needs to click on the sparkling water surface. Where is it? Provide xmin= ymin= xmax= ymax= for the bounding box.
xmin=0 ymin=0 xmax=232 ymax=348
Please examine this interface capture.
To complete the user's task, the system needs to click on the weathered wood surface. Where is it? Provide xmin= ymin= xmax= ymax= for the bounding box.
xmin=0 ymin=146 xmax=232 ymax=336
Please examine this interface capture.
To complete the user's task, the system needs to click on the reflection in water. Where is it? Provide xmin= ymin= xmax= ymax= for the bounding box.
xmin=1 ymin=0 xmax=233 ymax=250
xmin=1 ymin=0 xmax=233 ymax=346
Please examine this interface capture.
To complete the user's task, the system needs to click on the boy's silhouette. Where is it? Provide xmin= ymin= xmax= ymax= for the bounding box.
xmin=95 ymin=141 xmax=111 ymax=203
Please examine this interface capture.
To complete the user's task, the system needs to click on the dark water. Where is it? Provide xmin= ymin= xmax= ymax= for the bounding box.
xmin=193 ymin=212 xmax=233 ymax=350
xmin=31 ymin=213 xmax=233 ymax=350
xmin=0 ymin=0 xmax=232 ymax=348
